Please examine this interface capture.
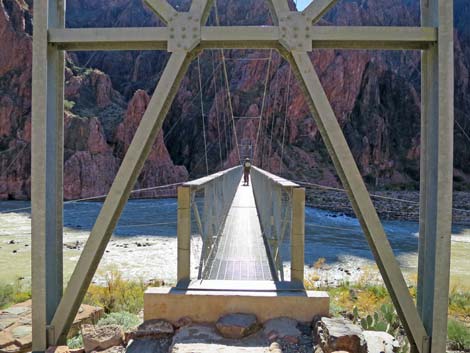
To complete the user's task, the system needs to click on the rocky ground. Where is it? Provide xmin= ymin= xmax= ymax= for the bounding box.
xmin=0 ymin=300 xmax=103 ymax=353
xmin=308 ymin=189 xmax=470 ymax=225
xmin=44 ymin=313 xmax=401 ymax=353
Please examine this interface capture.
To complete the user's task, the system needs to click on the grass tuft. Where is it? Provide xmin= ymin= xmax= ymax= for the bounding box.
xmin=447 ymin=319 xmax=470 ymax=351
xmin=97 ymin=311 xmax=142 ymax=330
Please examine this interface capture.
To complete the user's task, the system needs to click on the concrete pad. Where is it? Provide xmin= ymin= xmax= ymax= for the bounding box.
xmin=144 ymin=285 xmax=329 ymax=323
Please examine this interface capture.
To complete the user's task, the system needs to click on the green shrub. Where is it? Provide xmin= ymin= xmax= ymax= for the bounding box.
xmin=97 ymin=311 xmax=142 ymax=330
xmin=64 ymin=100 xmax=76 ymax=111
xmin=67 ymin=334 xmax=83 ymax=349
xmin=0 ymin=279 xmax=31 ymax=309
xmin=447 ymin=319 xmax=470 ymax=351
xmin=449 ymin=288 xmax=470 ymax=318
xmin=83 ymin=267 xmax=146 ymax=314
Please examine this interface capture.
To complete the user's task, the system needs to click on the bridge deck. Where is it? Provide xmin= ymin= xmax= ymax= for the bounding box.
xmin=205 ymin=180 xmax=274 ymax=280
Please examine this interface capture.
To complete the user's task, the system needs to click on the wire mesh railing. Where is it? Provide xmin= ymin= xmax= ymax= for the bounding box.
xmin=251 ymin=166 xmax=305 ymax=283
xmin=176 ymin=166 xmax=242 ymax=283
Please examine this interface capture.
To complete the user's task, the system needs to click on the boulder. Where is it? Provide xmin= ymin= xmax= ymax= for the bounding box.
xmin=263 ymin=317 xmax=301 ymax=344
xmin=93 ymin=346 xmax=126 ymax=353
xmin=45 ymin=346 xmax=71 ymax=353
xmin=81 ymin=325 xmax=124 ymax=353
xmin=363 ymin=331 xmax=400 ymax=353
xmin=131 ymin=319 xmax=174 ymax=339
xmin=215 ymin=313 xmax=260 ymax=339
xmin=315 ymin=317 xmax=367 ymax=353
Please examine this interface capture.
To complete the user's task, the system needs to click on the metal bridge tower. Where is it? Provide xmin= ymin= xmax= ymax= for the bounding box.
xmin=31 ymin=0 xmax=453 ymax=352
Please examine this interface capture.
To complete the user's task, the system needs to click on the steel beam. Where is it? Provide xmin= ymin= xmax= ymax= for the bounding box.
xmin=417 ymin=0 xmax=454 ymax=352
xmin=291 ymin=187 xmax=305 ymax=283
xmin=303 ymin=0 xmax=339 ymax=24
xmin=309 ymin=26 xmax=436 ymax=50
xmin=48 ymin=51 xmax=194 ymax=344
xmin=286 ymin=51 xmax=428 ymax=353
xmin=49 ymin=26 xmax=436 ymax=51
xmin=177 ymin=186 xmax=191 ymax=283
xmin=144 ymin=0 xmax=177 ymax=24
xmin=31 ymin=0 xmax=65 ymax=351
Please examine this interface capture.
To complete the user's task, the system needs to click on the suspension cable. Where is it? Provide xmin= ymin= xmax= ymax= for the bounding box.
xmin=215 ymin=0 xmax=241 ymax=164
xmin=279 ymin=67 xmax=292 ymax=175
xmin=197 ymin=55 xmax=209 ymax=175
xmin=268 ymin=61 xmax=280 ymax=171
xmin=253 ymin=49 xmax=273 ymax=165
xmin=211 ymin=51 xmax=223 ymax=169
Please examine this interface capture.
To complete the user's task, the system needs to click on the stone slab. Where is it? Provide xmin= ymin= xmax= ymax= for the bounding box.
xmin=170 ymin=325 xmax=270 ymax=353
xmin=144 ymin=286 xmax=329 ymax=323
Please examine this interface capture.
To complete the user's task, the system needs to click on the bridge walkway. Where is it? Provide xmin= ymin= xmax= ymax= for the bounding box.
xmin=204 ymin=179 xmax=274 ymax=280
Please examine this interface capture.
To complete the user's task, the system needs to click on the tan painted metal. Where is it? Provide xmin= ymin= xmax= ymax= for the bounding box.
xmin=291 ymin=187 xmax=305 ymax=283
xmin=284 ymin=50 xmax=428 ymax=352
xmin=31 ymin=0 xmax=65 ymax=350
xmin=49 ymin=51 xmax=194 ymax=344
xmin=303 ymin=0 xmax=339 ymax=24
xmin=32 ymin=0 xmax=453 ymax=351
xmin=177 ymin=166 xmax=241 ymax=281
xmin=416 ymin=1 xmax=454 ymax=352
xmin=49 ymin=26 xmax=436 ymax=51
xmin=251 ymin=167 xmax=305 ymax=282
xmin=144 ymin=0 xmax=177 ymax=24
xmin=177 ymin=186 xmax=191 ymax=282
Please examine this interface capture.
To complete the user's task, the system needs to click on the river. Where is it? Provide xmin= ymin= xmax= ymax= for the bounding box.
xmin=0 ymin=199 xmax=469 ymax=287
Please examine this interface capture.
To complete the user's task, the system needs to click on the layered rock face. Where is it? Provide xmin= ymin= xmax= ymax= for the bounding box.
xmin=1 ymin=0 xmax=470 ymax=200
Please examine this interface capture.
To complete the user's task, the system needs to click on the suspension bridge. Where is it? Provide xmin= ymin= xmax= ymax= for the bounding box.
xmin=30 ymin=0 xmax=455 ymax=352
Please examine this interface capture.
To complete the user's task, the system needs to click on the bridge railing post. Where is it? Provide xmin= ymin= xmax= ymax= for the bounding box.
xmin=177 ymin=185 xmax=191 ymax=284
xmin=291 ymin=187 xmax=305 ymax=283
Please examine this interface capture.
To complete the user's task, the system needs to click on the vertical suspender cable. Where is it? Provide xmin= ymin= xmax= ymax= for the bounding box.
xmin=280 ymin=67 xmax=292 ymax=176
xmin=211 ymin=51 xmax=224 ymax=170
xmin=197 ymin=55 xmax=209 ymax=175
xmin=268 ymin=62 xmax=280 ymax=172
xmin=215 ymin=0 xmax=241 ymax=165
xmin=253 ymin=49 xmax=273 ymax=166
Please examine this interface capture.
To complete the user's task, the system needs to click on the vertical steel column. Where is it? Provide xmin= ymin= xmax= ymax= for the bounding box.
xmin=177 ymin=186 xmax=191 ymax=283
xmin=417 ymin=0 xmax=454 ymax=351
xmin=31 ymin=0 xmax=65 ymax=351
xmin=291 ymin=187 xmax=305 ymax=283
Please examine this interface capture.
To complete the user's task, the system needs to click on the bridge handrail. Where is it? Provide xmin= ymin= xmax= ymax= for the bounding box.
xmin=184 ymin=165 xmax=241 ymax=190
xmin=251 ymin=166 xmax=305 ymax=283
xmin=177 ymin=165 xmax=242 ymax=283
xmin=250 ymin=166 xmax=300 ymax=188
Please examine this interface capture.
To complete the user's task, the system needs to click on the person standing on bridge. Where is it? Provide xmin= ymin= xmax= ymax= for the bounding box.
xmin=243 ymin=158 xmax=251 ymax=186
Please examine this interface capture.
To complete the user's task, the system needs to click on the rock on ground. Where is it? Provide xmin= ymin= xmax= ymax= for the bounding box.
xmin=0 ymin=300 xmax=102 ymax=353
xmin=263 ymin=317 xmax=301 ymax=344
xmin=216 ymin=313 xmax=260 ymax=339
xmin=130 ymin=319 xmax=174 ymax=339
xmin=315 ymin=317 xmax=367 ymax=353
xmin=81 ymin=324 xmax=124 ymax=353
xmin=170 ymin=325 xmax=270 ymax=353
xmin=363 ymin=331 xmax=399 ymax=353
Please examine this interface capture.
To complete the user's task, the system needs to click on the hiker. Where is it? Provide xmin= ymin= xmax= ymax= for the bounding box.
xmin=243 ymin=158 xmax=251 ymax=186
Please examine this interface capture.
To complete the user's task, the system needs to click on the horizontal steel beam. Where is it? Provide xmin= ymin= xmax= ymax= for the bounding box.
xmin=48 ymin=27 xmax=169 ymax=51
xmin=49 ymin=26 xmax=437 ymax=51
xmin=310 ymin=26 xmax=437 ymax=50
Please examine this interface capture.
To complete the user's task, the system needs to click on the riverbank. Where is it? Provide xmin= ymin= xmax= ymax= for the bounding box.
xmin=307 ymin=189 xmax=470 ymax=224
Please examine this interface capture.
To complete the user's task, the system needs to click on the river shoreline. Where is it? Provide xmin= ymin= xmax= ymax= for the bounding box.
xmin=307 ymin=189 xmax=470 ymax=225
